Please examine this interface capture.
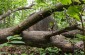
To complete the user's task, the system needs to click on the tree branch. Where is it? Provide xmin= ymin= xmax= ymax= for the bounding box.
xmin=0 ymin=4 xmax=34 ymax=21
xmin=44 ymin=25 xmax=78 ymax=40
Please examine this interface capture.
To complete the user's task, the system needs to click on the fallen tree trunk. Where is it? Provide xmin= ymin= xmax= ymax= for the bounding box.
xmin=0 ymin=24 xmax=79 ymax=43
xmin=0 ymin=30 xmax=83 ymax=52
xmin=0 ymin=1 xmax=83 ymax=39
xmin=22 ymin=31 xmax=83 ymax=52
xmin=0 ymin=1 xmax=84 ymax=52
xmin=0 ymin=3 xmax=63 ymax=41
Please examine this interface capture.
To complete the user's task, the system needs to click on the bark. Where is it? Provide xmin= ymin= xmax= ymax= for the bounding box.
xmin=61 ymin=30 xmax=83 ymax=38
xmin=44 ymin=25 xmax=78 ymax=40
xmin=22 ymin=31 xmax=83 ymax=52
xmin=28 ymin=15 xmax=57 ymax=31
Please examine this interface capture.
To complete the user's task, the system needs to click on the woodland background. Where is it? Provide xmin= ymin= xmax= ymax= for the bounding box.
xmin=0 ymin=0 xmax=85 ymax=55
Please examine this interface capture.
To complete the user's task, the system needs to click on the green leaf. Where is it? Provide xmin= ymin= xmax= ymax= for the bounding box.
xmin=76 ymin=34 xmax=83 ymax=39
xmin=59 ymin=0 xmax=72 ymax=5
xmin=14 ymin=35 xmax=20 ymax=37
xmin=76 ymin=34 xmax=85 ymax=40
xmin=67 ymin=6 xmax=80 ymax=15
xmin=83 ymin=0 xmax=85 ymax=2
xmin=7 ymin=36 xmax=13 ymax=40
xmin=15 ymin=37 xmax=22 ymax=40
xmin=0 ymin=43 xmax=11 ymax=47
xmin=83 ymin=36 xmax=85 ymax=41
xmin=10 ymin=41 xmax=25 ymax=44
xmin=52 ymin=0 xmax=58 ymax=4
xmin=36 ymin=0 xmax=45 ymax=3
xmin=10 ymin=37 xmax=22 ymax=40
xmin=67 ymin=6 xmax=81 ymax=20
xmin=73 ymin=14 xmax=80 ymax=21
xmin=49 ymin=22 xmax=54 ymax=26
xmin=22 ymin=53 xmax=27 ymax=55
xmin=7 ymin=35 xmax=22 ymax=41
xmin=73 ymin=0 xmax=81 ymax=3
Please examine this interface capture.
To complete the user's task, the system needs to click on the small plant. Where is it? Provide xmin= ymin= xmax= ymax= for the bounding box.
xmin=7 ymin=35 xmax=25 ymax=44
xmin=38 ymin=47 xmax=61 ymax=55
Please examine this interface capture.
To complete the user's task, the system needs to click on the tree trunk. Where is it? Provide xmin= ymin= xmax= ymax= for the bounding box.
xmin=22 ymin=31 xmax=83 ymax=52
